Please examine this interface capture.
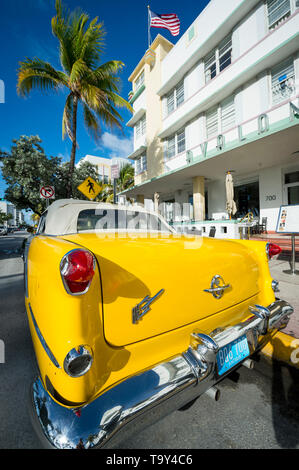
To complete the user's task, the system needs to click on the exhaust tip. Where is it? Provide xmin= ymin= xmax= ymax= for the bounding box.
xmin=242 ymin=359 xmax=254 ymax=370
xmin=205 ymin=386 xmax=221 ymax=401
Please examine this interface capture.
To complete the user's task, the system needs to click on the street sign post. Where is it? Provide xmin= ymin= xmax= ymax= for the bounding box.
xmin=276 ymin=204 xmax=299 ymax=275
xmin=77 ymin=177 xmax=102 ymax=201
xmin=111 ymin=163 xmax=120 ymax=204
xmin=40 ymin=186 xmax=55 ymax=207
xmin=111 ymin=164 xmax=120 ymax=180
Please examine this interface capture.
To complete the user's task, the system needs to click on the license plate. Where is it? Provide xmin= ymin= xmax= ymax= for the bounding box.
xmin=216 ymin=334 xmax=250 ymax=376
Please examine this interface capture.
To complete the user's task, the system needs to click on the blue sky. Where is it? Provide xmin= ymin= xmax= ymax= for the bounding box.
xmin=0 ymin=0 xmax=210 ymax=205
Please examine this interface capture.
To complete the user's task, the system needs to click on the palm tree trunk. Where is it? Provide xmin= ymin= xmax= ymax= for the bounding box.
xmin=66 ymin=95 xmax=78 ymax=198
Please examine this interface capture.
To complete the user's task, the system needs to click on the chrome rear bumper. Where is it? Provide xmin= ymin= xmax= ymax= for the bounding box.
xmin=30 ymin=299 xmax=293 ymax=449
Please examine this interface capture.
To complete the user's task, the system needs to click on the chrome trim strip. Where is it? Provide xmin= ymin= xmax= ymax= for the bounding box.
xmin=28 ymin=304 xmax=60 ymax=369
xmin=29 ymin=299 xmax=293 ymax=449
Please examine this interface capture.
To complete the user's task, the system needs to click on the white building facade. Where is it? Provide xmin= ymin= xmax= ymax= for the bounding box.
xmin=77 ymin=155 xmax=131 ymax=184
xmin=0 ymin=201 xmax=25 ymax=226
xmin=124 ymin=0 xmax=299 ymax=235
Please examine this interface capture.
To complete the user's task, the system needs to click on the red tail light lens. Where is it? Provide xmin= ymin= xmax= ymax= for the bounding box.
xmin=60 ymin=249 xmax=95 ymax=294
xmin=266 ymin=243 xmax=282 ymax=259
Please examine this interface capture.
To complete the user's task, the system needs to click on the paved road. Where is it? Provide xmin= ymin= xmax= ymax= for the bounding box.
xmin=0 ymin=235 xmax=299 ymax=449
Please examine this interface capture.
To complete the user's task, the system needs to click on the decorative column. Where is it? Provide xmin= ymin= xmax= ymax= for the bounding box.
xmin=154 ymin=192 xmax=160 ymax=213
xmin=193 ymin=176 xmax=205 ymax=221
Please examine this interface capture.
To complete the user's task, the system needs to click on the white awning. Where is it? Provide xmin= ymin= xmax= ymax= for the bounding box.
xmin=126 ymin=108 xmax=146 ymax=127
xmin=127 ymin=145 xmax=147 ymax=160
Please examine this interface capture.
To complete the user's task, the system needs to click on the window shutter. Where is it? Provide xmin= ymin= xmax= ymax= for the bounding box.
xmin=177 ymin=129 xmax=186 ymax=154
xmin=267 ymin=0 xmax=291 ymax=29
xmin=167 ymin=91 xmax=175 ymax=114
xmin=204 ymin=49 xmax=216 ymax=83
xmin=219 ymin=35 xmax=232 ymax=72
xmin=221 ymin=96 xmax=235 ymax=132
xmin=141 ymin=154 xmax=147 ymax=172
xmin=176 ymin=81 xmax=184 ymax=107
xmin=206 ymin=106 xmax=218 ymax=138
xmin=167 ymin=135 xmax=176 ymax=159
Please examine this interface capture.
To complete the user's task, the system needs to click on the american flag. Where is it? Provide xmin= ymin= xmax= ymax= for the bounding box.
xmin=149 ymin=10 xmax=180 ymax=37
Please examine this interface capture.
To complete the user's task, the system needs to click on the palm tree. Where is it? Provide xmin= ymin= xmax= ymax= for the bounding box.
xmin=17 ymin=0 xmax=132 ymax=197
xmin=117 ymin=163 xmax=134 ymax=193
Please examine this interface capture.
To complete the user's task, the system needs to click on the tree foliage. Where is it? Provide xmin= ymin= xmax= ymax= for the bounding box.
xmin=0 ymin=210 xmax=13 ymax=225
xmin=17 ymin=0 xmax=132 ymax=197
xmin=0 ymin=135 xmax=100 ymax=215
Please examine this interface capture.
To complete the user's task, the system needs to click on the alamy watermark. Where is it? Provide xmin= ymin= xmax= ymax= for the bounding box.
xmin=0 ymin=339 xmax=4 ymax=363
xmin=71 ymin=202 xmax=204 ymax=250
xmin=0 ymin=80 xmax=4 ymax=104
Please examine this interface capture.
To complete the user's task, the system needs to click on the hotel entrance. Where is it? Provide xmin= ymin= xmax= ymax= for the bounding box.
xmin=234 ymin=181 xmax=260 ymax=218
xmin=284 ymin=170 xmax=299 ymax=205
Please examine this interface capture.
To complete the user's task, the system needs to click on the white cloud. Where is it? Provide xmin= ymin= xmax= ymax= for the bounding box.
xmin=97 ymin=131 xmax=133 ymax=159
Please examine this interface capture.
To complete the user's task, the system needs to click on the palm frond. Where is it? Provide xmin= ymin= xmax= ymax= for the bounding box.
xmin=17 ymin=58 xmax=68 ymax=96
xmin=83 ymin=104 xmax=101 ymax=141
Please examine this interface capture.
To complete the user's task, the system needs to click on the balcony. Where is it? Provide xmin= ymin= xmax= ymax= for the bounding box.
xmin=159 ymin=11 xmax=299 ymax=139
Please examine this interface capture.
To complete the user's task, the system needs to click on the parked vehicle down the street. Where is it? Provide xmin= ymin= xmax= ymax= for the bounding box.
xmin=0 ymin=227 xmax=8 ymax=236
xmin=24 ymin=199 xmax=294 ymax=449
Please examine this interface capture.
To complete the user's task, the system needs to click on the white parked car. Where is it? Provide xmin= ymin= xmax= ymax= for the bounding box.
xmin=0 ymin=226 xmax=8 ymax=236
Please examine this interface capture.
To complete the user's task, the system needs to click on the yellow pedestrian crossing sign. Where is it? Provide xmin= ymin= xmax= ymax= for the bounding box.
xmin=77 ymin=177 xmax=102 ymax=200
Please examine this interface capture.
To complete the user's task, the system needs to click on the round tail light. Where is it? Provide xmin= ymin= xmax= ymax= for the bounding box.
xmin=60 ymin=249 xmax=95 ymax=294
xmin=266 ymin=243 xmax=282 ymax=259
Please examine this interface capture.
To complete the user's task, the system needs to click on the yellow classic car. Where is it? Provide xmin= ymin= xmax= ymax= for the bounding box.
xmin=25 ymin=199 xmax=293 ymax=449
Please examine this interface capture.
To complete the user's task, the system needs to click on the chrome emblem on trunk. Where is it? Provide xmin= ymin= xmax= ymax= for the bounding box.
xmin=132 ymin=289 xmax=165 ymax=324
xmin=203 ymin=275 xmax=231 ymax=299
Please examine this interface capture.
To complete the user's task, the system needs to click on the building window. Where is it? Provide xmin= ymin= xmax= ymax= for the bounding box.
xmin=165 ymin=129 xmax=186 ymax=159
xmin=204 ymin=34 xmax=232 ymax=83
xmin=135 ymin=70 xmax=144 ymax=92
xmin=271 ymin=57 xmax=295 ymax=104
xmin=135 ymin=154 xmax=147 ymax=175
xmin=165 ymin=80 xmax=185 ymax=116
xmin=267 ymin=0 xmax=291 ymax=30
xmin=135 ymin=115 xmax=146 ymax=140
xmin=206 ymin=95 xmax=235 ymax=138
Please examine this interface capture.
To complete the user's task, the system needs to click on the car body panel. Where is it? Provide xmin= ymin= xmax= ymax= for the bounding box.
xmin=61 ymin=232 xmax=264 ymax=347
xmin=25 ymin=229 xmax=275 ymax=406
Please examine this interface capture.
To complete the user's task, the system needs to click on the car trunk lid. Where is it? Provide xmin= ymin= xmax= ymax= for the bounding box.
xmin=61 ymin=233 xmax=260 ymax=347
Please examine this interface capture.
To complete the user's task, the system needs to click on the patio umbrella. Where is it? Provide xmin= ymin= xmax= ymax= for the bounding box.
xmin=225 ymin=172 xmax=237 ymax=218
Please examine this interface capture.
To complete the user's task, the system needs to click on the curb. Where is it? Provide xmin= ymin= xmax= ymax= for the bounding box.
xmin=261 ymin=332 xmax=299 ymax=369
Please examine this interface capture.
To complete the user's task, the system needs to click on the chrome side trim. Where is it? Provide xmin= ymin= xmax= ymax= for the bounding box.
xmin=28 ymin=304 xmax=60 ymax=369
xmin=30 ymin=299 xmax=293 ymax=449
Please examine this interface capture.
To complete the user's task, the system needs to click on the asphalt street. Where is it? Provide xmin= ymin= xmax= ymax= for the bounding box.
xmin=0 ymin=233 xmax=299 ymax=449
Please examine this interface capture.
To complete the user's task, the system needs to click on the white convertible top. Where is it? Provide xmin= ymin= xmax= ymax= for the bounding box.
xmin=39 ymin=199 xmax=173 ymax=236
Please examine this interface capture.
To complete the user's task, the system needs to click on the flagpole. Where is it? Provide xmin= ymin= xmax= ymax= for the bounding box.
xmin=147 ymin=5 xmax=151 ymax=48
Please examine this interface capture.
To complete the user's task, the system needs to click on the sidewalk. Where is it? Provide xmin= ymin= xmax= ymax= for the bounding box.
xmin=269 ymin=257 xmax=299 ymax=339
xmin=261 ymin=256 xmax=299 ymax=368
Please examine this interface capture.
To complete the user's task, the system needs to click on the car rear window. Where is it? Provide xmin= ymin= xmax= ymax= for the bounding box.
xmin=77 ymin=209 xmax=171 ymax=233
